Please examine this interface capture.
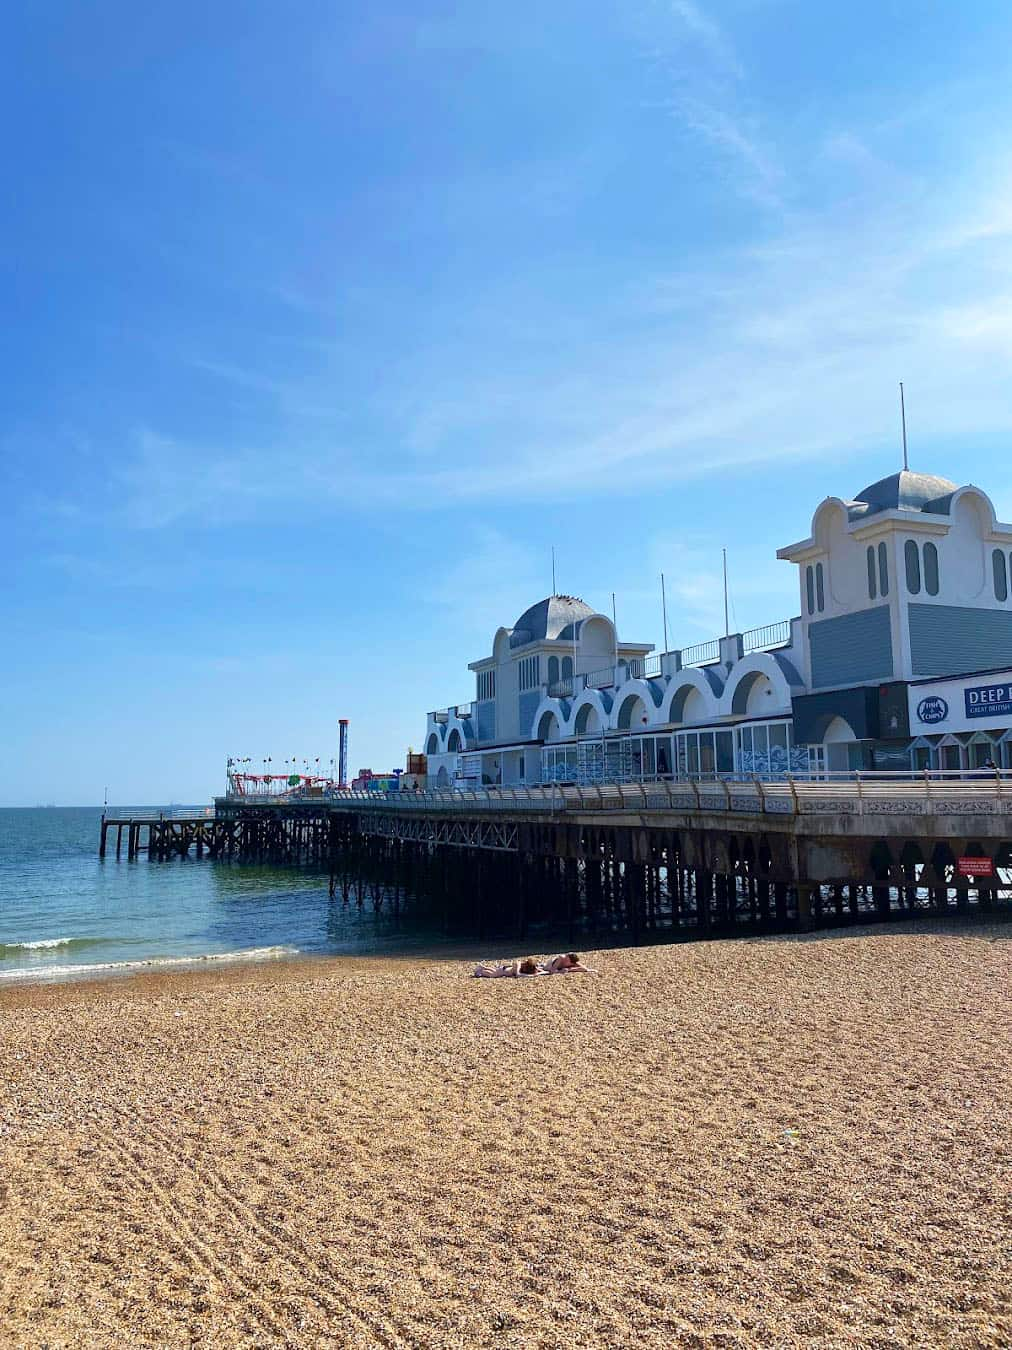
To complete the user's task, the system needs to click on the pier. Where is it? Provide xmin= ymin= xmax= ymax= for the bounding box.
xmin=100 ymin=774 xmax=1012 ymax=941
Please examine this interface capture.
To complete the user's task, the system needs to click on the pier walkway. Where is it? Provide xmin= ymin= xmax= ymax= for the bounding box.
xmin=100 ymin=772 xmax=1012 ymax=943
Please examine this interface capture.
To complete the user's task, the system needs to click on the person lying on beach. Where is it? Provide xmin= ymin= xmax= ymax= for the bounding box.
xmin=545 ymin=952 xmax=598 ymax=975
xmin=473 ymin=956 xmax=545 ymax=978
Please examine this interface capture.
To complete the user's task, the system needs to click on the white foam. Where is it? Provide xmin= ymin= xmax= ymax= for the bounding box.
xmin=7 ymin=937 xmax=75 ymax=951
xmin=0 ymin=945 xmax=300 ymax=985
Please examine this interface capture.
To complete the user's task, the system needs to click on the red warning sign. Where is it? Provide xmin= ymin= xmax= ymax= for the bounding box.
xmin=957 ymin=856 xmax=995 ymax=878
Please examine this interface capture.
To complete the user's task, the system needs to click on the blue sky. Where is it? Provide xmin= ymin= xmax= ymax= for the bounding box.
xmin=5 ymin=1 xmax=1012 ymax=804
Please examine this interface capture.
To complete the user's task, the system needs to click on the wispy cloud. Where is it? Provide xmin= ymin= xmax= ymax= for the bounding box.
xmin=59 ymin=10 xmax=1012 ymax=535
xmin=652 ymin=0 xmax=783 ymax=209
xmin=669 ymin=0 xmax=744 ymax=80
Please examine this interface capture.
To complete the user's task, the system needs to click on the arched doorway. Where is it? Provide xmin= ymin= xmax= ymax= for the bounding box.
xmin=575 ymin=702 xmax=601 ymax=735
xmin=823 ymin=715 xmax=857 ymax=774
xmin=616 ymin=694 xmax=648 ymax=730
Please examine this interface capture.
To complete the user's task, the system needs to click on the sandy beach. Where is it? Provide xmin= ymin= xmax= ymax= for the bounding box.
xmin=1 ymin=925 xmax=1009 ymax=1348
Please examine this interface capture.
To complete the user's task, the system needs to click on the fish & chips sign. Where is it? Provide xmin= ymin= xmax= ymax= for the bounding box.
xmin=916 ymin=695 xmax=948 ymax=724
xmin=965 ymin=683 xmax=1012 ymax=719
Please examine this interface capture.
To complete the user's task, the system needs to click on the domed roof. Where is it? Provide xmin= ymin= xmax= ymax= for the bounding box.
xmin=848 ymin=470 xmax=958 ymax=519
xmin=509 ymin=595 xmax=596 ymax=649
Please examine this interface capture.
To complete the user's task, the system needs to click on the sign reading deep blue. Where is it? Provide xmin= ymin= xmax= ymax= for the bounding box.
xmin=916 ymin=695 xmax=948 ymax=724
xmin=965 ymin=684 xmax=1012 ymax=718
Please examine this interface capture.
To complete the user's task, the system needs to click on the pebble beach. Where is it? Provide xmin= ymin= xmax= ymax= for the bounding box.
xmin=1 ymin=924 xmax=1010 ymax=1348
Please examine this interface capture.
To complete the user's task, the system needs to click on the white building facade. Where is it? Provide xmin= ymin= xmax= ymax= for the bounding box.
xmin=423 ymin=470 xmax=1012 ymax=785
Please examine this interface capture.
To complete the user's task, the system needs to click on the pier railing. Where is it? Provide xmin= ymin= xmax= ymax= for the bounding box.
xmin=221 ymin=770 xmax=1012 ymax=818
xmin=741 ymin=619 xmax=792 ymax=654
xmin=680 ymin=639 xmax=721 ymax=667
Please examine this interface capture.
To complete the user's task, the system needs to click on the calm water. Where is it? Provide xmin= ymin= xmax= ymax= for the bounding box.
xmin=0 ymin=807 xmax=455 ymax=984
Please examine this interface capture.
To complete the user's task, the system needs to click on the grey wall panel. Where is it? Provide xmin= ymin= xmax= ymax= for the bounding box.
xmin=909 ymin=604 xmax=1012 ymax=676
xmin=518 ymin=690 xmax=541 ymax=737
xmin=475 ymin=700 xmax=495 ymax=744
xmin=809 ymin=607 xmax=894 ymax=688
xmin=792 ymin=687 xmax=879 ymax=742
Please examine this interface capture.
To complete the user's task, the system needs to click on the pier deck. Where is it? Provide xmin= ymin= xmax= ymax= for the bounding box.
xmin=100 ymin=776 xmax=1012 ymax=941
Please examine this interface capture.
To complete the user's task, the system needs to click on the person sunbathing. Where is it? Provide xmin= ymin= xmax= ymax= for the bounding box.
xmin=473 ymin=956 xmax=545 ymax=978
xmin=545 ymin=952 xmax=597 ymax=974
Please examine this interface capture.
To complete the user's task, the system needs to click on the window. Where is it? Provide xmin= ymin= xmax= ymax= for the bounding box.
xmin=970 ymin=741 xmax=994 ymax=770
xmin=752 ymin=724 xmax=770 ymax=766
xmin=905 ymin=539 xmax=921 ymax=594
xmin=699 ymin=737 xmax=715 ymax=774
xmin=805 ymin=566 xmax=815 ymax=614
xmin=715 ymin=731 xmax=734 ymax=773
xmin=923 ymin=541 xmax=939 ymax=596
xmin=994 ymin=549 xmax=1008 ymax=602
xmin=547 ymin=655 xmax=559 ymax=685
xmin=687 ymin=738 xmax=699 ymax=775
xmin=769 ymin=723 xmax=789 ymax=774
xmin=878 ymin=541 xmax=889 ymax=596
xmin=561 ymin=655 xmax=573 ymax=680
xmin=867 ymin=546 xmax=877 ymax=600
xmin=941 ymin=743 xmax=962 ymax=772
xmin=476 ymin=669 xmax=496 ymax=700
xmin=815 ymin=562 xmax=825 ymax=613
xmin=739 ymin=726 xmax=752 ymax=762
xmin=518 ymin=655 xmax=540 ymax=691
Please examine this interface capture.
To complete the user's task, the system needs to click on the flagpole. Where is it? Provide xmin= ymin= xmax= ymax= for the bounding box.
xmin=900 ymin=382 xmax=909 ymax=471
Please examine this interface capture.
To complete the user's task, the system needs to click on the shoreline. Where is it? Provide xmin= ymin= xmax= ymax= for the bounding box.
xmin=0 ymin=911 xmax=1005 ymax=1005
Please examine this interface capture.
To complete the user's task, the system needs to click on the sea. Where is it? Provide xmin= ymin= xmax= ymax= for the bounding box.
xmin=0 ymin=806 xmax=456 ymax=985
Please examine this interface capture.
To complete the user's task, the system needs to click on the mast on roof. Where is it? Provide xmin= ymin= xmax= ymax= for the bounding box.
xmin=900 ymin=382 xmax=909 ymax=472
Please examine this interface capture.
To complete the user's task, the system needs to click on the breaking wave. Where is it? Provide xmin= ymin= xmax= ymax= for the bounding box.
xmin=0 ymin=944 xmax=300 ymax=984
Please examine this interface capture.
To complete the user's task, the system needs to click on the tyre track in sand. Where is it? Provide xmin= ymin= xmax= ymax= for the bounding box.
xmin=92 ymin=1126 xmax=292 ymax=1343
xmin=114 ymin=1114 xmax=416 ymax=1349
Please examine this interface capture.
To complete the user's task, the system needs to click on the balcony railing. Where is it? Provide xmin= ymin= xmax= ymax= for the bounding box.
xmin=680 ymin=639 xmax=720 ymax=667
xmin=455 ymin=703 xmax=474 ymax=719
xmin=742 ymin=619 xmax=793 ymax=654
xmin=547 ymin=677 xmax=575 ymax=699
xmin=584 ymin=666 xmax=616 ymax=689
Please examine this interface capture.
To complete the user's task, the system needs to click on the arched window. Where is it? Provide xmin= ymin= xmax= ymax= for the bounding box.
xmin=866 ymin=547 xmax=877 ymax=600
xmin=805 ymin=566 xmax=815 ymax=614
xmin=878 ymin=542 xmax=889 ymax=596
xmin=923 ymin=541 xmax=939 ymax=596
xmin=904 ymin=540 xmax=921 ymax=594
xmin=561 ymin=655 xmax=573 ymax=679
xmin=547 ymin=655 xmax=559 ymax=685
xmin=994 ymin=549 xmax=1008 ymax=602
xmin=815 ymin=562 xmax=825 ymax=613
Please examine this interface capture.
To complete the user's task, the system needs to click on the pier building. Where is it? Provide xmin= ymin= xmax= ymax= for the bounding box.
xmin=424 ymin=469 xmax=1012 ymax=785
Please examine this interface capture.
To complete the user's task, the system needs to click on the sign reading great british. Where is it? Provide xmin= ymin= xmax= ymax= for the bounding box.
xmin=964 ymin=684 xmax=1012 ymax=719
